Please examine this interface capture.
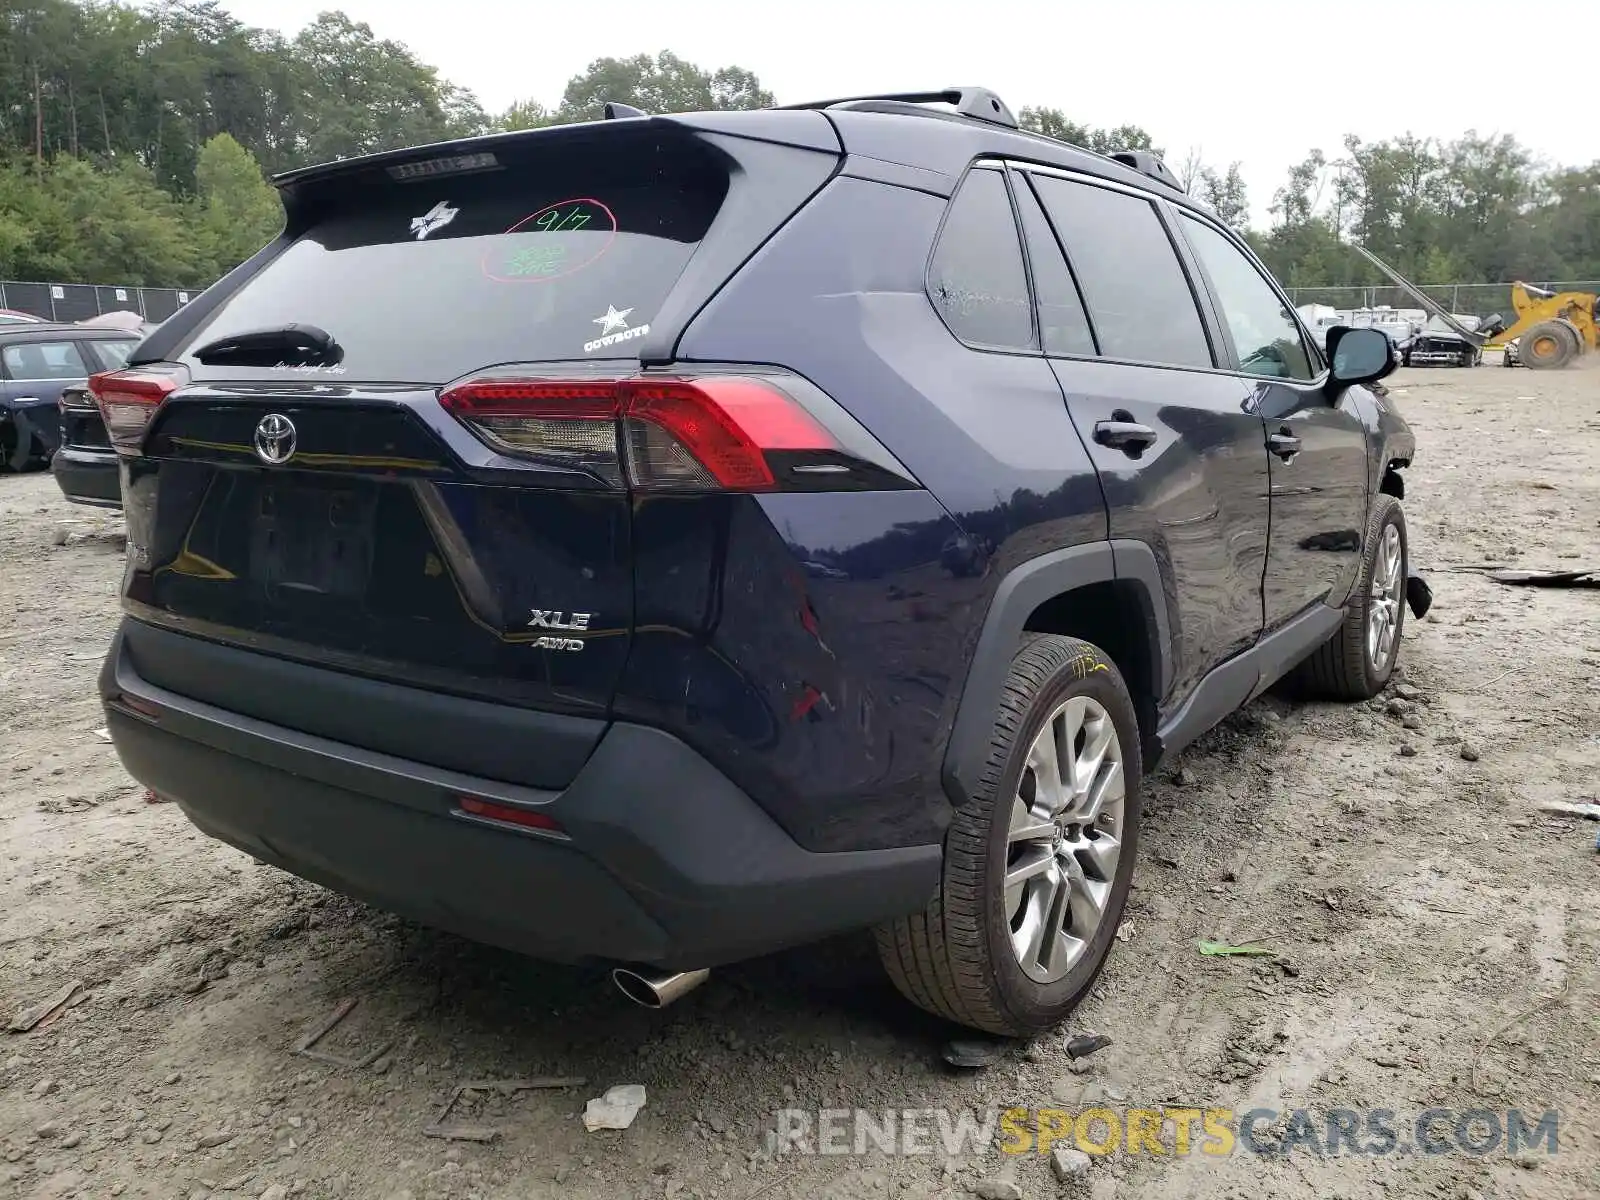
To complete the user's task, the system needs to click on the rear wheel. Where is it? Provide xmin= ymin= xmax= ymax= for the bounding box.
xmin=0 ymin=421 xmax=24 ymax=472
xmin=1290 ymin=494 xmax=1407 ymax=700
xmin=1520 ymin=320 xmax=1577 ymax=369
xmin=875 ymin=635 xmax=1141 ymax=1036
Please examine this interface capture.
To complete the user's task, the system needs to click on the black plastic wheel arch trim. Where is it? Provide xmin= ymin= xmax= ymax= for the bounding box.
xmin=939 ymin=539 xmax=1173 ymax=806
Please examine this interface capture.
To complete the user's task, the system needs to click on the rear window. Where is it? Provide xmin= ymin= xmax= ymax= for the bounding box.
xmin=180 ymin=144 xmax=729 ymax=383
xmin=928 ymin=169 xmax=1034 ymax=351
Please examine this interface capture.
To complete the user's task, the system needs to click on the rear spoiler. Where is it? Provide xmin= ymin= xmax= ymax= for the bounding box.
xmin=270 ymin=119 xmax=634 ymax=190
xmin=272 ymin=113 xmax=840 ymax=227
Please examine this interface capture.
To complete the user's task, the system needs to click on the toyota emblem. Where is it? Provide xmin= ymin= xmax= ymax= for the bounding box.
xmin=253 ymin=413 xmax=297 ymax=465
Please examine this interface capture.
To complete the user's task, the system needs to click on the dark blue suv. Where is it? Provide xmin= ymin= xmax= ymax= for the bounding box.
xmin=94 ymin=89 xmax=1419 ymax=1035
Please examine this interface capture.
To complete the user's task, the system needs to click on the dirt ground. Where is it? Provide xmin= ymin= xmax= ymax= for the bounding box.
xmin=2 ymin=364 xmax=1597 ymax=1200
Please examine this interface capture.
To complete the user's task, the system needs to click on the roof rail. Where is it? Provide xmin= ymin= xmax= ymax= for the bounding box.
xmin=779 ymin=87 xmax=1018 ymax=130
xmin=775 ymin=91 xmax=1183 ymax=197
xmin=1105 ymin=149 xmax=1185 ymax=193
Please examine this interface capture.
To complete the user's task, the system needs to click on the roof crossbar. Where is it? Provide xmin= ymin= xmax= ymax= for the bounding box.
xmin=779 ymin=87 xmax=1018 ymax=129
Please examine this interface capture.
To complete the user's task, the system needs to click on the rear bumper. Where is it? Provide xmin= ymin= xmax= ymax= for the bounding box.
xmin=52 ymin=445 xmax=121 ymax=507
xmin=100 ymin=624 xmax=940 ymax=968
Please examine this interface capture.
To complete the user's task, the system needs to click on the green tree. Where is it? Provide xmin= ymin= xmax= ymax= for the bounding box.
xmin=143 ymin=2 xmax=301 ymax=185
xmin=1017 ymin=107 xmax=1159 ymax=157
xmin=1248 ymin=218 xmax=1358 ymax=289
xmin=1338 ymin=134 xmax=1445 ymax=278
xmin=555 ymin=52 xmax=774 ymax=122
xmin=1530 ymin=163 xmax=1600 ymax=278
xmin=1432 ymin=132 xmax=1539 ymax=280
xmin=0 ymin=158 xmax=70 ymax=276
xmin=498 ymin=99 xmax=557 ymax=132
xmin=288 ymin=12 xmax=487 ymax=163
xmin=1198 ymin=163 xmax=1248 ymax=230
xmin=1 ymin=0 xmax=91 ymax=160
xmin=193 ymin=133 xmax=282 ymax=275
xmin=0 ymin=153 xmax=204 ymax=284
xmin=6 ymin=1 xmax=1600 ymax=291
xmin=1270 ymin=150 xmax=1327 ymax=227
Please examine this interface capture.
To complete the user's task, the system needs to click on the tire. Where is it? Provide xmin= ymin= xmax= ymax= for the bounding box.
xmin=5 ymin=417 xmax=44 ymax=471
xmin=1290 ymin=494 xmax=1408 ymax=700
xmin=1519 ymin=320 xmax=1576 ymax=369
xmin=875 ymin=635 xmax=1142 ymax=1036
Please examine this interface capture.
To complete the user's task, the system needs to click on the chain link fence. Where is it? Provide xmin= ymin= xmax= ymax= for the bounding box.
xmin=1286 ymin=282 xmax=1600 ymax=318
xmin=0 ymin=280 xmax=198 ymax=324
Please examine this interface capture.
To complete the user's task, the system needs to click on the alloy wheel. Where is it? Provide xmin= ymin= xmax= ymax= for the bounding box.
xmin=1367 ymin=524 xmax=1403 ymax=669
xmin=1004 ymin=696 xmax=1125 ymax=984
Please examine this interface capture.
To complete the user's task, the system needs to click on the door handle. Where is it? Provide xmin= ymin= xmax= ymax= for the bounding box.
xmin=1268 ymin=429 xmax=1301 ymax=461
xmin=1093 ymin=418 xmax=1158 ymax=456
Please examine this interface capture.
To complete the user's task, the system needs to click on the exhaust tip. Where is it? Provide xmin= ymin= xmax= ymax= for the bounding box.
xmin=611 ymin=969 xmax=665 ymax=1008
xmin=611 ymin=966 xmax=710 ymax=1009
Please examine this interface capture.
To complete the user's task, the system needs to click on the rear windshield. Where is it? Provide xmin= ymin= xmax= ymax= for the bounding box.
xmin=180 ymin=141 xmax=729 ymax=383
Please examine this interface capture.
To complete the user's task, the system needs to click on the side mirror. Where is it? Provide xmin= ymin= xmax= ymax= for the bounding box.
xmin=1326 ymin=326 xmax=1395 ymax=387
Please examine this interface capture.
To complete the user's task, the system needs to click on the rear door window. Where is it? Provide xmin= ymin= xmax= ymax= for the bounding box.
xmin=179 ymin=146 xmax=729 ymax=383
xmin=927 ymin=168 xmax=1034 ymax=351
xmin=1031 ymin=176 xmax=1213 ymax=369
xmin=2 ymin=340 xmax=89 ymax=381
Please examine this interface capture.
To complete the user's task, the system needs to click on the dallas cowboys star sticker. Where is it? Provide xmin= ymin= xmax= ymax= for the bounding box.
xmin=592 ymin=304 xmax=633 ymax=335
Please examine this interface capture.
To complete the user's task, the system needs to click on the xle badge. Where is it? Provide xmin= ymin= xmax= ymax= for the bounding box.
xmin=529 ymin=610 xmax=591 ymax=653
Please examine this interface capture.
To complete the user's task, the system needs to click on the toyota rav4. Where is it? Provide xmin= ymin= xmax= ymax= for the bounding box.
xmin=95 ymin=88 xmax=1422 ymax=1035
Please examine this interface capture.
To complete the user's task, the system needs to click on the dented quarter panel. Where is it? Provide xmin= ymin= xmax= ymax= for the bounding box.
xmin=615 ymin=489 xmax=973 ymax=852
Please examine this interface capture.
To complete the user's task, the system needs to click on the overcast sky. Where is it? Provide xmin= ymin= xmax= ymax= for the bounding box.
xmin=218 ymin=0 xmax=1597 ymax=227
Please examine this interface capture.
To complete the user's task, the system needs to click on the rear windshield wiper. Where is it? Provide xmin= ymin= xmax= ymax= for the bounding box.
xmin=192 ymin=323 xmax=343 ymax=367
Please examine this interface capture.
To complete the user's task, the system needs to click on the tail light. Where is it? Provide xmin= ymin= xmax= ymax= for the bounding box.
xmin=89 ymin=365 xmax=188 ymax=455
xmin=438 ymin=369 xmax=915 ymax=493
xmin=436 ymin=379 xmax=628 ymax=487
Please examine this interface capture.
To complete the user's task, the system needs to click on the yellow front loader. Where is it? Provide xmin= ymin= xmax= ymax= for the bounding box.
xmin=1485 ymin=282 xmax=1597 ymax=369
